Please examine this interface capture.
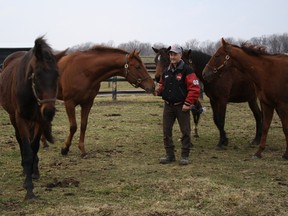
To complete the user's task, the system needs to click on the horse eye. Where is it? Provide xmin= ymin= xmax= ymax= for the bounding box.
xmin=215 ymin=53 xmax=221 ymax=58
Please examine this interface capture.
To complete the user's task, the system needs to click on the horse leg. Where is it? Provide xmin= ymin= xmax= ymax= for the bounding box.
xmin=78 ymin=101 xmax=93 ymax=158
xmin=10 ymin=115 xmax=25 ymax=176
xmin=41 ymin=134 xmax=49 ymax=148
xmin=61 ymin=101 xmax=77 ymax=156
xmin=14 ymin=116 xmax=36 ymax=200
xmin=210 ymin=100 xmax=228 ymax=149
xmin=254 ymin=103 xmax=274 ymax=159
xmin=192 ymin=112 xmax=200 ymax=138
xmin=248 ymin=99 xmax=262 ymax=145
xmin=275 ymin=106 xmax=288 ymax=160
xmin=31 ymin=125 xmax=42 ymax=180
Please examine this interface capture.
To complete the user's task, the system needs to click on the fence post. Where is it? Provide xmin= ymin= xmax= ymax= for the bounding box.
xmin=112 ymin=76 xmax=117 ymax=101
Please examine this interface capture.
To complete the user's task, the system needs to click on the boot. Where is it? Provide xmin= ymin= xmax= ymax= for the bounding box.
xmin=179 ymin=157 xmax=189 ymax=165
xmin=180 ymin=149 xmax=190 ymax=165
xmin=159 ymin=155 xmax=176 ymax=164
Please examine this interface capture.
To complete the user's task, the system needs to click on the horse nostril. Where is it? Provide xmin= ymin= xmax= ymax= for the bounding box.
xmin=155 ymin=76 xmax=160 ymax=83
xmin=43 ymin=107 xmax=56 ymax=122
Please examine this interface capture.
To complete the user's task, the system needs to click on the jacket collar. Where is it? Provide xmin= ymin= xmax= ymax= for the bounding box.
xmin=168 ymin=59 xmax=185 ymax=72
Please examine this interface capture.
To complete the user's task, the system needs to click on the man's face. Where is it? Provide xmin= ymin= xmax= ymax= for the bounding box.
xmin=169 ymin=52 xmax=182 ymax=65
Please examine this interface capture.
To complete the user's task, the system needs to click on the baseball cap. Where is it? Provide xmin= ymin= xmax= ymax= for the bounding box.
xmin=169 ymin=44 xmax=183 ymax=54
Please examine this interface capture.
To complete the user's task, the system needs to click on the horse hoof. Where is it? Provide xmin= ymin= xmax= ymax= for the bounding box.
xmin=81 ymin=153 xmax=88 ymax=159
xmin=252 ymin=153 xmax=262 ymax=159
xmin=42 ymin=142 xmax=49 ymax=148
xmin=24 ymin=192 xmax=37 ymax=201
xmin=215 ymin=145 xmax=227 ymax=150
xmin=194 ymin=134 xmax=199 ymax=138
xmin=250 ymin=139 xmax=260 ymax=146
xmin=32 ymin=173 xmax=40 ymax=180
xmin=251 ymin=155 xmax=261 ymax=160
xmin=218 ymin=139 xmax=228 ymax=147
xmin=61 ymin=148 xmax=69 ymax=156
xmin=282 ymin=154 xmax=288 ymax=160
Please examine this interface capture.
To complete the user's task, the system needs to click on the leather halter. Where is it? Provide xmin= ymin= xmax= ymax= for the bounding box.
xmin=31 ymin=73 xmax=58 ymax=105
xmin=124 ymin=54 xmax=150 ymax=88
xmin=205 ymin=54 xmax=230 ymax=75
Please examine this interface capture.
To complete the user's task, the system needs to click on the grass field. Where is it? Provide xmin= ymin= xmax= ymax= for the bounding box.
xmin=1 ymin=94 xmax=288 ymax=216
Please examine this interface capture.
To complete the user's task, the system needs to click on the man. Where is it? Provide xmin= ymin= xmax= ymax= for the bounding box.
xmin=155 ymin=44 xmax=200 ymax=165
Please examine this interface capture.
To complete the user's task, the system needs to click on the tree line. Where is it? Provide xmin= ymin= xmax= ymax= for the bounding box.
xmin=68 ymin=33 xmax=288 ymax=56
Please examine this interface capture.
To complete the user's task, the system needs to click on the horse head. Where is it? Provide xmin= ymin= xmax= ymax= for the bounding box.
xmin=152 ymin=46 xmax=171 ymax=83
xmin=29 ymin=37 xmax=66 ymax=142
xmin=202 ymin=38 xmax=232 ymax=82
xmin=125 ymin=50 xmax=155 ymax=93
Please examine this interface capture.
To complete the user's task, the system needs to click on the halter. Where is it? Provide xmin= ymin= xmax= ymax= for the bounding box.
xmin=124 ymin=54 xmax=150 ymax=88
xmin=205 ymin=54 xmax=230 ymax=75
xmin=31 ymin=73 xmax=58 ymax=105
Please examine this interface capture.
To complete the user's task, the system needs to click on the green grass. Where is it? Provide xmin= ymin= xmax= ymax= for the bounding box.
xmin=1 ymin=95 xmax=288 ymax=215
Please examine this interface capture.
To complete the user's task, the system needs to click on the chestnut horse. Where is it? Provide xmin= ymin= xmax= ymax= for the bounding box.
xmin=0 ymin=37 xmax=66 ymax=199
xmin=203 ymin=38 xmax=288 ymax=159
xmin=50 ymin=46 xmax=155 ymax=157
xmin=152 ymin=47 xmax=204 ymax=138
xmin=181 ymin=49 xmax=262 ymax=149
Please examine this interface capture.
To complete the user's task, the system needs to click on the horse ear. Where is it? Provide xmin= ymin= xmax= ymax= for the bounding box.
xmin=167 ymin=46 xmax=171 ymax=52
xmin=135 ymin=50 xmax=141 ymax=55
xmin=152 ymin=47 xmax=159 ymax=53
xmin=221 ymin=38 xmax=227 ymax=46
xmin=188 ymin=49 xmax=192 ymax=55
xmin=54 ymin=49 xmax=67 ymax=62
xmin=34 ymin=37 xmax=44 ymax=61
xmin=128 ymin=50 xmax=136 ymax=58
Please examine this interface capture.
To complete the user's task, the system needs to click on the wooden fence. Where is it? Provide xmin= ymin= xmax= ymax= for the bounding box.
xmin=99 ymin=63 xmax=156 ymax=100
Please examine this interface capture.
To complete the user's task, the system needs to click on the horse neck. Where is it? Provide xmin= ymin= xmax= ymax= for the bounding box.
xmin=85 ymin=52 xmax=127 ymax=82
xmin=190 ymin=52 xmax=211 ymax=82
xmin=230 ymin=47 xmax=264 ymax=87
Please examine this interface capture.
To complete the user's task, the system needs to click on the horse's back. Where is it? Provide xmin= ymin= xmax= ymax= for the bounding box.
xmin=2 ymin=51 xmax=27 ymax=69
xmin=0 ymin=53 xmax=24 ymax=114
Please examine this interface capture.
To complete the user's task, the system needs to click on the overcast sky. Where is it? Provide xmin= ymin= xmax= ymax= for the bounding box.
xmin=1 ymin=0 xmax=287 ymax=50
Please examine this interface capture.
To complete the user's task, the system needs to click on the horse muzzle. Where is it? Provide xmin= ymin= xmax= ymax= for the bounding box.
xmin=41 ymin=104 xmax=56 ymax=122
xmin=154 ymin=75 xmax=161 ymax=83
xmin=144 ymin=82 xmax=155 ymax=94
xmin=202 ymin=70 xmax=215 ymax=83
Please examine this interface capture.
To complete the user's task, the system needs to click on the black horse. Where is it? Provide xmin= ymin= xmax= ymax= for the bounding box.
xmin=152 ymin=47 xmax=204 ymax=138
xmin=0 ymin=37 xmax=66 ymax=199
xmin=153 ymin=47 xmax=262 ymax=148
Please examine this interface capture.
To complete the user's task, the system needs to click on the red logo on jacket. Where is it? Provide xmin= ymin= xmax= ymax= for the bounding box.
xmin=176 ymin=73 xmax=182 ymax=81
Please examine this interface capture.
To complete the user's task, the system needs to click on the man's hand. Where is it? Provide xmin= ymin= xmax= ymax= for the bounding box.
xmin=182 ymin=104 xmax=191 ymax=112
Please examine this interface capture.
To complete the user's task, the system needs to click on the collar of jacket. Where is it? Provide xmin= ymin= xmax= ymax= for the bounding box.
xmin=168 ymin=59 xmax=185 ymax=72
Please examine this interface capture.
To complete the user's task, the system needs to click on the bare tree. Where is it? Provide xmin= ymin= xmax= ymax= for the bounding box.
xmin=183 ymin=39 xmax=200 ymax=50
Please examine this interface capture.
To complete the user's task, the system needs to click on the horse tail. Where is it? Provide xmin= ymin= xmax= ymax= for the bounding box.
xmin=42 ymin=120 xmax=54 ymax=144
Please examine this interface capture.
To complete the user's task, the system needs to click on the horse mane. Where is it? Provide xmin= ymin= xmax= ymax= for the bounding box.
xmin=33 ymin=36 xmax=55 ymax=61
xmin=68 ymin=45 xmax=143 ymax=62
xmin=69 ymin=45 xmax=128 ymax=56
xmin=189 ymin=50 xmax=212 ymax=69
xmin=239 ymin=42 xmax=270 ymax=56
xmin=89 ymin=45 xmax=128 ymax=55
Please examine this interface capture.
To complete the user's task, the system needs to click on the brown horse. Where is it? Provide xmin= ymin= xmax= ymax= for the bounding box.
xmin=181 ymin=49 xmax=262 ymax=148
xmin=203 ymin=38 xmax=288 ymax=159
xmin=0 ymin=37 xmax=66 ymax=199
xmin=152 ymin=47 xmax=204 ymax=138
xmin=51 ymin=46 xmax=155 ymax=157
